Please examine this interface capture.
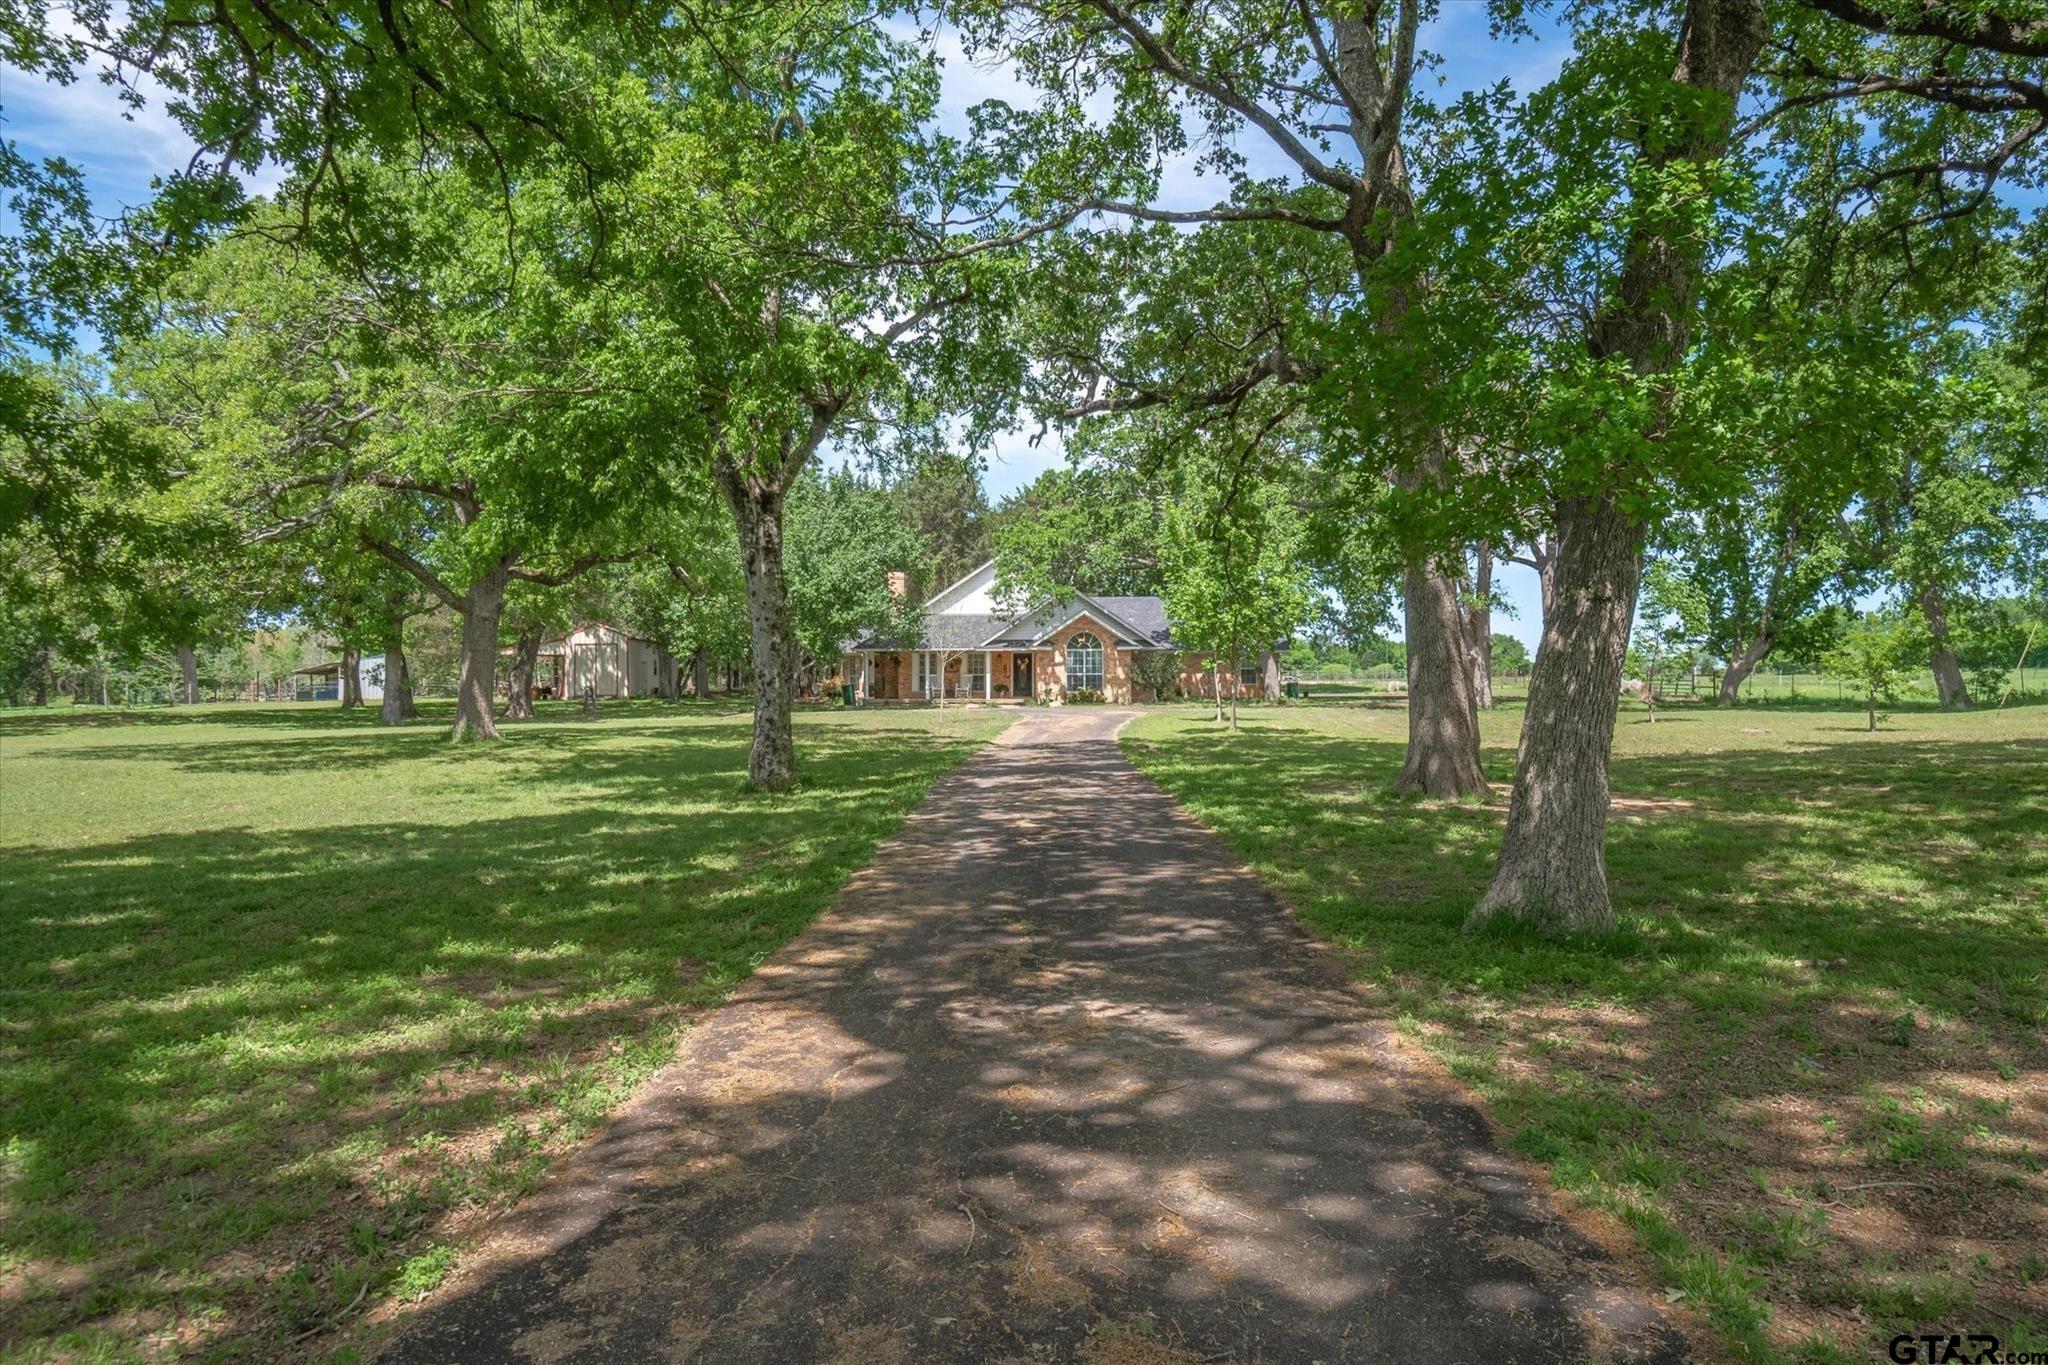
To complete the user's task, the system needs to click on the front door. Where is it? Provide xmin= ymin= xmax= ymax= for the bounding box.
xmin=1012 ymin=653 xmax=1033 ymax=699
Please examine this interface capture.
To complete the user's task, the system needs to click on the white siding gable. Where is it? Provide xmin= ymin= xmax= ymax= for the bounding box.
xmin=925 ymin=561 xmax=1003 ymax=616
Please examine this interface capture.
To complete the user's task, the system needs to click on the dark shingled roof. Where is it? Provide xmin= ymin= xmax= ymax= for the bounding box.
xmin=848 ymin=613 xmax=1008 ymax=653
xmin=847 ymin=596 xmax=1178 ymax=653
xmin=1092 ymin=597 xmax=1175 ymax=647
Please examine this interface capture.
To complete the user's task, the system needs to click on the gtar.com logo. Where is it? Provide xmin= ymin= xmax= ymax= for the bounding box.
xmin=1888 ymin=1333 xmax=2048 ymax=1365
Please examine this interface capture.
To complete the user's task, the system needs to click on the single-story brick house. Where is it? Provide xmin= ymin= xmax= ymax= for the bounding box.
xmin=844 ymin=561 xmax=1277 ymax=704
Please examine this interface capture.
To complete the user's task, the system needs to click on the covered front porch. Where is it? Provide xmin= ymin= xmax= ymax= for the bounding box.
xmin=849 ymin=649 xmax=1043 ymax=703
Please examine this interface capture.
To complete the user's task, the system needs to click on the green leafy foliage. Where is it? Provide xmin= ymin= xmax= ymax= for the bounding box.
xmin=784 ymin=469 xmax=931 ymax=669
xmin=992 ymin=464 xmax=1165 ymax=608
xmin=1821 ymin=610 xmax=1929 ymax=730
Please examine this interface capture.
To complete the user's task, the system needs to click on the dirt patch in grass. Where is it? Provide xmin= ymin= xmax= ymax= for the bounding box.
xmin=1078 ymin=1319 xmax=1208 ymax=1365
xmin=1607 ymin=794 xmax=1699 ymax=819
xmin=1003 ymin=1236 xmax=1097 ymax=1310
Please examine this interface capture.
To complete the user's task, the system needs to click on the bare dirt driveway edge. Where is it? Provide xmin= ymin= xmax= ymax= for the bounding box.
xmin=382 ymin=707 xmax=1692 ymax=1364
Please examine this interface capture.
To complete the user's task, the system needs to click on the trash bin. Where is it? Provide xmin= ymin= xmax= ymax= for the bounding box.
xmin=1284 ymin=681 xmax=1299 ymax=700
xmin=841 ymin=682 xmax=856 ymax=706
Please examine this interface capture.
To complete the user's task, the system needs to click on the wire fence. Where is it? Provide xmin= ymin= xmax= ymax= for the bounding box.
xmin=1720 ymin=667 xmax=2041 ymax=703
xmin=1281 ymin=664 xmax=2043 ymax=707
xmin=1283 ymin=666 xmax=1536 ymax=700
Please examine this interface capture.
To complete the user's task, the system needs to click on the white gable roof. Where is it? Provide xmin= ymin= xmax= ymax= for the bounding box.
xmin=924 ymin=560 xmax=1005 ymax=617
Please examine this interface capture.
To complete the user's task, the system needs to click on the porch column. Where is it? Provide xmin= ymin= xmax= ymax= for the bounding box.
xmin=984 ymin=651 xmax=993 ymax=700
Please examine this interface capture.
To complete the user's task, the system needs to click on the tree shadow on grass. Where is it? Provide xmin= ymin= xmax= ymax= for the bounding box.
xmin=0 ymin=720 xmax=987 ymax=1351
xmin=380 ymin=723 xmax=1695 ymax=1365
xmin=1121 ymin=719 xmax=2048 ymax=1354
xmin=19 ymin=713 xmax=963 ymax=779
xmin=38 ymin=721 xmax=759 ymax=776
xmin=0 ymin=704 xmax=392 ymax=733
xmin=1125 ymin=724 xmax=2047 ymax=1011
xmin=0 ymin=697 xmax=757 ymax=736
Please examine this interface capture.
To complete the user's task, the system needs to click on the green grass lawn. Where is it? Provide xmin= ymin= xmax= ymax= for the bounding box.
xmin=1122 ymin=698 xmax=2047 ymax=1364
xmin=0 ymin=699 xmax=1011 ymax=1361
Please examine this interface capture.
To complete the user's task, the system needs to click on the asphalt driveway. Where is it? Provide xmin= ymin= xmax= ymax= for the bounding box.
xmin=386 ymin=707 xmax=1688 ymax=1364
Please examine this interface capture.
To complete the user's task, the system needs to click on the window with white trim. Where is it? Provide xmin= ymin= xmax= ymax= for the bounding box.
xmin=916 ymin=652 xmax=943 ymax=695
xmin=1066 ymin=632 xmax=1104 ymax=691
xmin=967 ymin=653 xmax=987 ymax=694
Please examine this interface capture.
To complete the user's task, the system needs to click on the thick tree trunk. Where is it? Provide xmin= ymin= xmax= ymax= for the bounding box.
xmin=340 ymin=646 xmax=362 ymax=708
xmin=1918 ymin=588 xmax=1971 ymax=710
xmin=379 ymin=627 xmax=415 ymax=725
xmin=1466 ymin=545 xmax=1495 ymax=711
xmin=503 ymin=627 xmax=543 ymax=720
xmin=719 ymin=468 xmax=799 ymax=790
xmin=1262 ymin=649 xmax=1281 ymax=703
xmin=1398 ymin=561 xmax=1489 ymax=797
xmin=176 ymin=645 xmax=199 ymax=705
xmin=1717 ymin=629 xmax=1773 ymax=703
xmin=692 ymin=647 xmax=710 ymax=700
xmin=451 ymin=570 xmax=509 ymax=741
xmin=1325 ymin=6 xmax=1484 ymax=793
xmin=1471 ymin=0 xmax=1765 ymax=933
xmin=1473 ymin=493 xmax=1645 ymax=933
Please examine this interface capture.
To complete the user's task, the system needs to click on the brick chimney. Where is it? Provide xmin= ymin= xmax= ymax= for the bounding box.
xmin=885 ymin=570 xmax=910 ymax=602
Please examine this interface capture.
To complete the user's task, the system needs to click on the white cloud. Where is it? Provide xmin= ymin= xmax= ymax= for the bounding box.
xmin=916 ymin=22 xmax=1048 ymax=129
xmin=2 ymin=62 xmax=196 ymax=216
xmin=816 ymin=421 xmax=1066 ymax=502
xmin=3 ymin=49 xmax=286 ymax=222
xmin=981 ymin=425 xmax=1067 ymax=500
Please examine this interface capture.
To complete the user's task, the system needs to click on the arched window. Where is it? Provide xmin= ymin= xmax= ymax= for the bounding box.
xmin=1066 ymin=631 xmax=1104 ymax=692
